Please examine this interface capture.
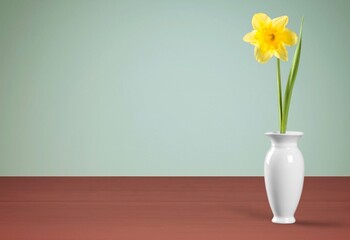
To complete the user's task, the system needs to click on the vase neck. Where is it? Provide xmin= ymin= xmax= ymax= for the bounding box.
xmin=265 ymin=131 xmax=303 ymax=147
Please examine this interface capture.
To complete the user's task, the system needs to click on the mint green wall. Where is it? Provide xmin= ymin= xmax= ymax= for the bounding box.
xmin=0 ymin=0 xmax=349 ymax=176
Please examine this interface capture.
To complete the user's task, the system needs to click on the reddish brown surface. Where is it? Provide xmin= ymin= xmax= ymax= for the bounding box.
xmin=0 ymin=177 xmax=349 ymax=240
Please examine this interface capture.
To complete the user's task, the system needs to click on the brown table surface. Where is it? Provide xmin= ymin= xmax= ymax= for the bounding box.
xmin=0 ymin=177 xmax=349 ymax=240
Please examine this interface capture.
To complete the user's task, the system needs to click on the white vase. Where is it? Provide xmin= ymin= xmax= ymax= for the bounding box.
xmin=264 ymin=131 xmax=304 ymax=224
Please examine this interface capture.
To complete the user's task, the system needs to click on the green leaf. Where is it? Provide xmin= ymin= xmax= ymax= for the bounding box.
xmin=281 ymin=17 xmax=304 ymax=133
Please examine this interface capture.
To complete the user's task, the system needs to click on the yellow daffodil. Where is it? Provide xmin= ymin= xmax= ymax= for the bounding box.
xmin=243 ymin=13 xmax=304 ymax=133
xmin=243 ymin=13 xmax=298 ymax=63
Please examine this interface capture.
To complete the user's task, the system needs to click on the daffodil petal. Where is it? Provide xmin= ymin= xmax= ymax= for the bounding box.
xmin=274 ymin=44 xmax=288 ymax=61
xmin=254 ymin=45 xmax=273 ymax=63
xmin=279 ymin=29 xmax=298 ymax=46
xmin=272 ymin=16 xmax=288 ymax=29
xmin=252 ymin=13 xmax=271 ymax=30
xmin=243 ymin=30 xmax=258 ymax=44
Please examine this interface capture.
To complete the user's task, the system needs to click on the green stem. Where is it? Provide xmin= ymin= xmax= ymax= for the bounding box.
xmin=281 ymin=17 xmax=304 ymax=134
xmin=276 ymin=58 xmax=283 ymax=133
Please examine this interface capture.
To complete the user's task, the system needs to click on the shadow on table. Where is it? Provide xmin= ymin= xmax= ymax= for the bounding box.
xmin=231 ymin=207 xmax=346 ymax=228
xmin=297 ymin=220 xmax=346 ymax=228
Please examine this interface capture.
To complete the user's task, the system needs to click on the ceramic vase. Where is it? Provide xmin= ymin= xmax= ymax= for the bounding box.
xmin=264 ymin=131 xmax=304 ymax=224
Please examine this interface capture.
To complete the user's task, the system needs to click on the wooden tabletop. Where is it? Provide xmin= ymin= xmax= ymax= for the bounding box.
xmin=0 ymin=177 xmax=349 ymax=240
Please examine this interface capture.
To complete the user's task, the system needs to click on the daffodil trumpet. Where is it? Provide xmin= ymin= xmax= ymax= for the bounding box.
xmin=243 ymin=13 xmax=303 ymax=134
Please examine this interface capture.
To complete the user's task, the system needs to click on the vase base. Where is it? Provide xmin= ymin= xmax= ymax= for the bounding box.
xmin=272 ymin=216 xmax=296 ymax=224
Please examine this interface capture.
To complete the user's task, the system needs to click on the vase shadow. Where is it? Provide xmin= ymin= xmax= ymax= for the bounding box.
xmin=297 ymin=220 xmax=345 ymax=228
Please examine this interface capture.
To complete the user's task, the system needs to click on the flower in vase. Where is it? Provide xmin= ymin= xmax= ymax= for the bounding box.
xmin=243 ymin=13 xmax=298 ymax=63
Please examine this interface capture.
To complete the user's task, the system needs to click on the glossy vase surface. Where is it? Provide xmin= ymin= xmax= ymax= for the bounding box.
xmin=264 ymin=131 xmax=304 ymax=224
